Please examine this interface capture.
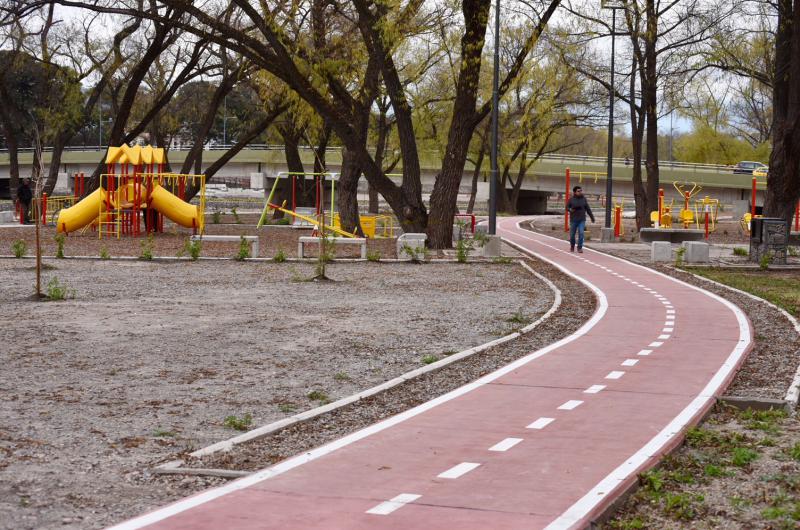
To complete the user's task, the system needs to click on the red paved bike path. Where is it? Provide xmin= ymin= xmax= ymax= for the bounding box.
xmin=109 ymin=217 xmax=752 ymax=530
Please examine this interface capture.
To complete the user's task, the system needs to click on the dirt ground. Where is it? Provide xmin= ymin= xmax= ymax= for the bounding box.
xmin=0 ymin=258 xmax=551 ymax=530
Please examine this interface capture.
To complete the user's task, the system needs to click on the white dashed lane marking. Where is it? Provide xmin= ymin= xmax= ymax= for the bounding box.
xmin=621 ymin=359 xmax=639 ymax=367
xmin=584 ymin=385 xmax=606 ymax=394
xmin=489 ymin=438 xmax=523 ymax=452
xmin=438 ymin=462 xmax=481 ymax=479
xmin=637 ymin=349 xmax=653 ymax=356
xmin=558 ymin=400 xmax=584 ymax=410
xmin=605 ymin=371 xmax=625 ymax=380
xmin=366 ymin=493 xmax=421 ymax=515
xmin=527 ymin=417 xmax=556 ymax=429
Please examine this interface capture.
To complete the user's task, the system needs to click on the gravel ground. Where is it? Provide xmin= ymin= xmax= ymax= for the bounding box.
xmin=0 ymin=258 xmax=554 ymax=530
xmin=188 ymin=256 xmax=594 ymax=473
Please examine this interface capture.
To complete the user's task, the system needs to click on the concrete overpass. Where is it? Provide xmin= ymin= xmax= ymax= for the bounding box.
xmin=0 ymin=145 xmax=764 ymax=214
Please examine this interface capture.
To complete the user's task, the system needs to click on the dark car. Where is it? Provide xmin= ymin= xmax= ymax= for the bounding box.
xmin=733 ymin=161 xmax=767 ymax=175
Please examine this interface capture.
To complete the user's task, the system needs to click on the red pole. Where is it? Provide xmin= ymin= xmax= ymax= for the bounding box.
xmin=42 ymin=192 xmax=47 ymax=225
xmin=79 ymin=172 xmax=84 ymax=197
xmin=751 ymin=177 xmax=757 ymax=217
xmin=658 ymin=188 xmax=664 ymax=227
xmin=704 ymin=210 xmax=709 ymax=239
xmin=614 ymin=204 xmax=621 ymax=237
xmin=565 ymin=168 xmax=570 ymax=232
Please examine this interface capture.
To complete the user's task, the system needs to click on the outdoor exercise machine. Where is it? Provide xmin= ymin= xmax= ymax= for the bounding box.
xmin=612 ymin=198 xmax=625 ymax=237
xmin=673 ymin=181 xmax=702 ymax=229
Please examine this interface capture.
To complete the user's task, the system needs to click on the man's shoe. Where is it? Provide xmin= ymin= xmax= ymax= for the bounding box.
xmin=578 ymin=247 xmax=583 ymax=253
xmin=570 ymin=246 xmax=575 ymax=252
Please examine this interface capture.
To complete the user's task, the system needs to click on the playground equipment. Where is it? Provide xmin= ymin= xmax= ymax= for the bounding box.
xmin=257 ymin=172 xmax=396 ymax=238
xmin=55 ymin=144 xmax=205 ymax=238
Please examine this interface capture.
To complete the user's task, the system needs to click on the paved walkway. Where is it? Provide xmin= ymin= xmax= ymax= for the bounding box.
xmin=110 ymin=217 xmax=752 ymax=530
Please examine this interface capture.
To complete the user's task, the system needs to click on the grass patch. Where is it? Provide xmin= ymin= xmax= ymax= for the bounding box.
xmin=223 ymin=413 xmax=252 ymax=431
xmin=278 ymin=403 xmax=296 ymax=414
xmin=687 ymin=268 xmax=800 ymax=316
xmin=732 ymin=247 xmax=748 ymax=256
xmin=153 ymin=429 xmax=176 ymax=438
xmin=45 ymin=277 xmax=74 ymax=300
xmin=307 ymin=390 xmax=329 ymax=402
xmin=273 ymin=248 xmax=287 ymax=263
xmin=333 ymin=371 xmax=351 ymax=381
xmin=731 ymin=446 xmax=759 ymax=467
xmin=366 ymin=250 xmax=381 ymax=262
xmin=421 ymin=354 xmax=439 ymax=365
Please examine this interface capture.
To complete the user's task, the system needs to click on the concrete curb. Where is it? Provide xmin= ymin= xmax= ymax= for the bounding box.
xmin=153 ymin=255 xmax=562 ymax=475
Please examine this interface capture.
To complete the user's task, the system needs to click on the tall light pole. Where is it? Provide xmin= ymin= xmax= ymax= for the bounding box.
xmin=602 ymin=0 xmax=623 ymax=230
xmin=488 ymin=0 xmax=500 ymax=235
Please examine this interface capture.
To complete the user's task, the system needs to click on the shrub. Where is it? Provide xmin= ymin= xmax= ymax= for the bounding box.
xmin=140 ymin=233 xmax=154 ymax=260
xmin=421 ymin=354 xmax=439 ymax=365
xmin=732 ymin=247 xmax=748 ymax=256
xmin=366 ymin=250 xmax=381 ymax=262
xmin=54 ymin=233 xmax=66 ymax=259
xmin=234 ymin=235 xmax=251 ymax=261
xmin=12 ymin=239 xmax=26 ymax=258
xmin=401 ymin=243 xmax=428 ymax=263
xmin=273 ymin=248 xmax=287 ymax=263
xmin=181 ymin=238 xmax=201 ymax=261
xmin=211 ymin=210 xmax=222 ymax=224
xmin=456 ymin=236 xmax=474 ymax=263
xmin=674 ymin=247 xmax=686 ymax=267
xmin=231 ymin=206 xmax=241 ymax=224
xmin=46 ymin=277 xmax=74 ymax=300
xmin=760 ymin=252 xmax=772 ymax=270
xmin=100 ymin=247 xmax=110 ymax=260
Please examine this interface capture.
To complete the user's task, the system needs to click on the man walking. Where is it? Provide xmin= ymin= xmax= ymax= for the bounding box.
xmin=566 ymin=186 xmax=595 ymax=253
xmin=17 ymin=178 xmax=33 ymax=224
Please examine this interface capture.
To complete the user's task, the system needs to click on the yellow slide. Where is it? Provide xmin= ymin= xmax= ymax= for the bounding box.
xmin=56 ymin=183 xmax=201 ymax=233
xmin=149 ymin=184 xmax=202 ymax=231
xmin=56 ymin=188 xmax=108 ymax=233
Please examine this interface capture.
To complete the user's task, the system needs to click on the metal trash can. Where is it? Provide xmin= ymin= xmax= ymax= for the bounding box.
xmin=750 ymin=217 xmax=789 ymax=264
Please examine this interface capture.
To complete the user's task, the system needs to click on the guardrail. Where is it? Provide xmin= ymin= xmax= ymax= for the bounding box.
xmin=0 ymin=145 xmax=738 ymax=173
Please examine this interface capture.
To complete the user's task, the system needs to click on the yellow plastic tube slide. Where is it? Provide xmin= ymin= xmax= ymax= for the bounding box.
xmin=56 ymin=188 xmax=107 ymax=233
xmin=148 ymin=184 xmax=200 ymax=229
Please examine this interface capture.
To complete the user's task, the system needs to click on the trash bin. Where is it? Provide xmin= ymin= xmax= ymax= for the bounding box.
xmin=750 ymin=217 xmax=788 ymax=264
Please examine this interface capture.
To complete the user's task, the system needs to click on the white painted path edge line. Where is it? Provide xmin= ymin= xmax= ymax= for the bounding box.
xmin=107 ymin=232 xmax=608 ymax=530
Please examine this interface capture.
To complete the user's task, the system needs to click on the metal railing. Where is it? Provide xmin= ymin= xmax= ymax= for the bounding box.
xmin=0 ymin=144 xmax=738 ymax=173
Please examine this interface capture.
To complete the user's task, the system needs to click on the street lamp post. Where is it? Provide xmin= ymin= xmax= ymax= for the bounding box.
xmin=488 ymin=0 xmax=500 ymax=235
xmin=602 ymin=0 xmax=623 ymax=231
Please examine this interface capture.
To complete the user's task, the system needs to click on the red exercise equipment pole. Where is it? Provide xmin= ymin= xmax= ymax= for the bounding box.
xmin=613 ymin=203 xmax=621 ymax=238
xmin=704 ymin=210 xmax=710 ymax=240
xmin=658 ymin=188 xmax=664 ymax=227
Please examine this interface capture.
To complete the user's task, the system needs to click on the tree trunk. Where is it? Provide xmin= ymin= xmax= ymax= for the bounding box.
xmin=629 ymin=61 xmax=648 ymax=229
xmin=642 ymin=0 xmax=660 ymax=225
xmin=466 ymin=146 xmax=485 ymax=214
xmin=4 ymin=126 xmax=20 ymax=201
xmin=765 ymin=0 xmax=800 ymax=223
xmin=43 ymin=135 xmax=66 ymax=195
xmin=338 ymin=147 xmax=364 ymax=236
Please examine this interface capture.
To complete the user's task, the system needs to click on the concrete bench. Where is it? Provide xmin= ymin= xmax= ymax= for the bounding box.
xmin=397 ymin=233 xmax=427 ymax=259
xmin=190 ymin=235 xmax=259 ymax=257
xmin=298 ymin=236 xmax=367 ymax=259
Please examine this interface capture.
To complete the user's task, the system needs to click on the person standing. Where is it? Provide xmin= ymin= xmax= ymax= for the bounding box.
xmin=566 ymin=186 xmax=595 ymax=253
xmin=17 ymin=178 xmax=33 ymax=224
